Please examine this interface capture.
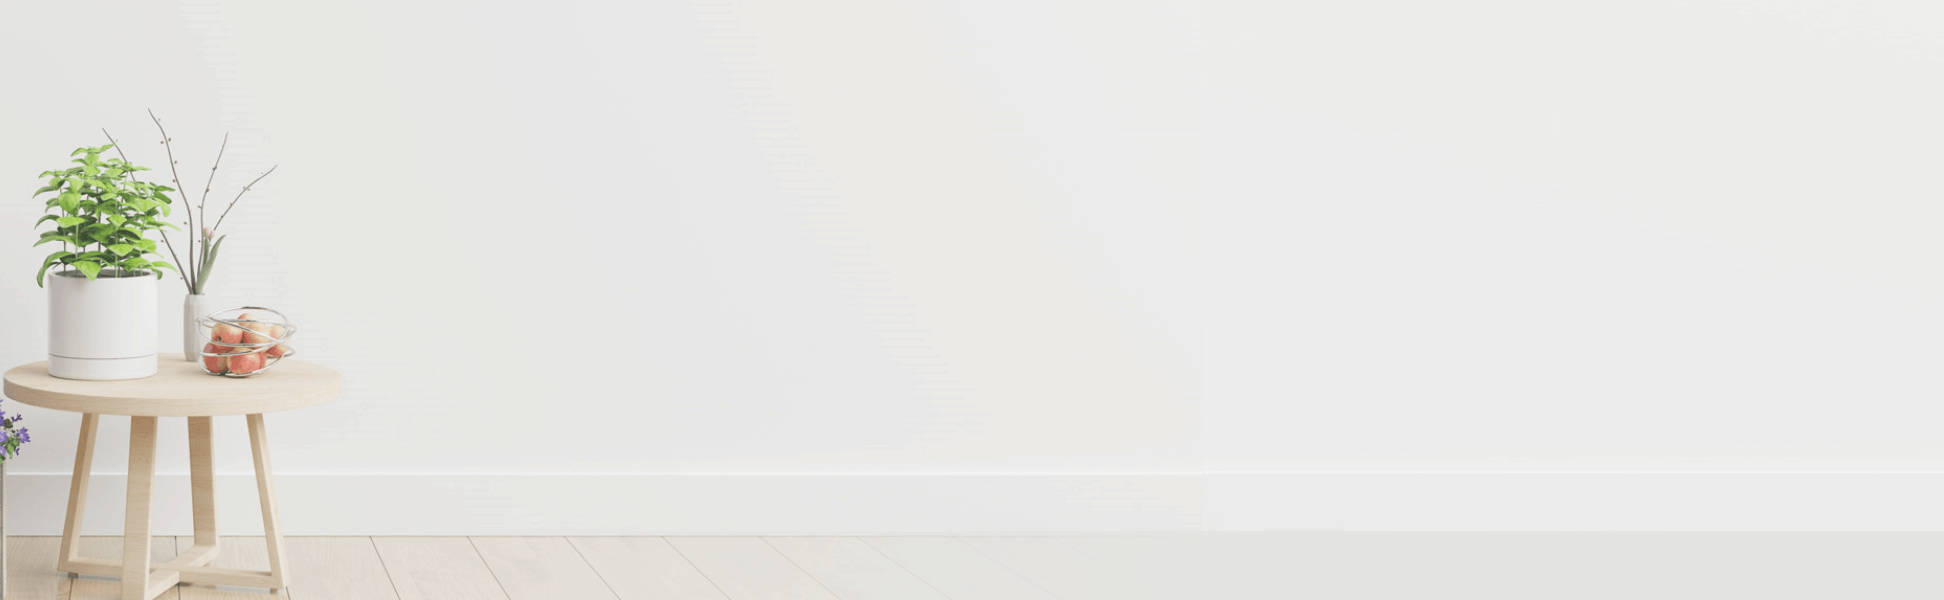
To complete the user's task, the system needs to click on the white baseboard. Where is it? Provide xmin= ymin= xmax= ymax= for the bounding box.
xmin=26 ymin=471 xmax=1922 ymax=534
xmin=1207 ymin=472 xmax=1944 ymax=531
xmin=2 ymin=473 xmax=1201 ymax=536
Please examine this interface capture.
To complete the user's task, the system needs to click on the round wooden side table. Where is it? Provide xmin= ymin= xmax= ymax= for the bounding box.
xmin=3 ymin=353 xmax=339 ymax=600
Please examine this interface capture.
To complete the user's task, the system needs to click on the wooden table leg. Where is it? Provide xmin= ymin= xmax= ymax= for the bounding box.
xmin=186 ymin=416 xmax=220 ymax=562
xmin=123 ymin=416 xmax=158 ymax=600
xmin=248 ymin=413 xmax=289 ymax=592
xmin=57 ymin=412 xmax=98 ymax=575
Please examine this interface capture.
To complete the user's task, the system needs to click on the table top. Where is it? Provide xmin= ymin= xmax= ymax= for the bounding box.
xmin=4 ymin=353 xmax=340 ymax=417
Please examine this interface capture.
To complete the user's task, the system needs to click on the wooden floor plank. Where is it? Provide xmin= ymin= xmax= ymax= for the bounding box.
xmin=8 ymin=537 xmax=68 ymax=600
xmin=276 ymin=537 xmax=400 ymax=600
xmin=1056 ymin=536 xmax=1203 ymax=600
xmin=68 ymin=536 xmax=180 ymax=600
xmin=763 ymin=537 xmax=948 ymax=600
xmin=862 ymin=537 xmax=1060 ymax=600
xmin=963 ymin=536 xmax=1170 ymax=600
xmin=469 ymin=537 xmax=616 ymax=600
xmin=1056 ymin=536 xmax=1200 ymax=569
xmin=664 ymin=537 xmax=838 ymax=600
xmin=174 ymin=537 xmax=290 ymax=600
xmin=370 ymin=537 xmax=510 ymax=600
xmin=566 ymin=537 xmax=727 ymax=600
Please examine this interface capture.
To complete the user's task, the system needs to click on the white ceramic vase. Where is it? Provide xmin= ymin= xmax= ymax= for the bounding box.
xmin=47 ymin=270 xmax=157 ymax=380
xmin=184 ymin=293 xmax=210 ymax=361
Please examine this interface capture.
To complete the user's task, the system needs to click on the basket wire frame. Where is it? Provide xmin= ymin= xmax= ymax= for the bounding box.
xmin=195 ymin=306 xmax=297 ymax=377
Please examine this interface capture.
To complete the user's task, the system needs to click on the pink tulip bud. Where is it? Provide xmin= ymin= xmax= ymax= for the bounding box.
xmin=202 ymin=226 xmax=213 ymax=239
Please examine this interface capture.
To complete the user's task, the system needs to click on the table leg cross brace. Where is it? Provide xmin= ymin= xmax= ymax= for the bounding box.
xmin=54 ymin=413 xmax=290 ymax=600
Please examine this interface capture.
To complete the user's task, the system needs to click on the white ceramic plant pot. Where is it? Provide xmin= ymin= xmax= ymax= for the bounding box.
xmin=47 ymin=270 xmax=157 ymax=380
xmin=184 ymin=293 xmax=210 ymax=362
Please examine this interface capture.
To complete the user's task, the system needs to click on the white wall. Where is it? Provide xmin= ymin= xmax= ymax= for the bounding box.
xmin=0 ymin=0 xmax=1206 ymax=534
xmin=20 ymin=0 xmax=1934 ymax=535
xmin=1214 ymin=1 xmax=1944 ymax=529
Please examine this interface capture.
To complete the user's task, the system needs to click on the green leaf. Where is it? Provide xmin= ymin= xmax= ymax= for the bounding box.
xmin=149 ymin=261 xmax=177 ymax=273
xmin=55 ymin=216 xmax=86 ymax=228
xmin=136 ymin=238 xmax=157 ymax=252
xmin=33 ymin=234 xmax=80 ymax=247
xmin=35 ymin=215 xmax=60 ymax=228
xmin=106 ymin=244 xmax=134 ymax=257
xmin=71 ymin=260 xmax=100 ymax=281
xmin=69 ymin=147 xmax=87 ymax=157
xmin=196 ymin=235 xmax=226 ymax=292
xmin=58 ymin=192 xmax=80 ymax=214
xmin=36 ymin=251 xmax=72 ymax=288
xmin=33 ymin=182 xmax=62 ymax=197
xmin=82 ymin=163 xmax=98 ymax=177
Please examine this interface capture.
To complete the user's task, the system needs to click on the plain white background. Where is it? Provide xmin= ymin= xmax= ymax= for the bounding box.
xmin=1220 ymin=0 xmax=1944 ymax=470
xmin=1207 ymin=1 xmax=1944 ymax=529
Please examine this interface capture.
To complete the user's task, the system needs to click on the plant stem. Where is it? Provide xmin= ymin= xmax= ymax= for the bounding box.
xmin=105 ymin=127 xmax=191 ymax=292
xmin=149 ymin=109 xmax=196 ymax=288
xmin=211 ymin=165 xmax=276 ymax=232
xmin=199 ymin=132 xmax=226 ymax=236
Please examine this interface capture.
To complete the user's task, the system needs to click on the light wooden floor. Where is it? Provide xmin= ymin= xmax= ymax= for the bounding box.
xmin=2 ymin=536 xmax=1191 ymax=600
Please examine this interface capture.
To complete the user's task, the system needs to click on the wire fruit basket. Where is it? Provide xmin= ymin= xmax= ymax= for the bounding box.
xmin=196 ymin=306 xmax=297 ymax=377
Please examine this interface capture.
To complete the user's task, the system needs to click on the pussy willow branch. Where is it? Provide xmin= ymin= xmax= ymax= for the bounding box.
xmin=212 ymin=165 xmax=275 ymax=232
xmin=103 ymin=128 xmax=190 ymax=292
xmin=198 ymin=132 xmax=227 ymax=234
xmin=148 ymin=108 xmax=196 ymax=285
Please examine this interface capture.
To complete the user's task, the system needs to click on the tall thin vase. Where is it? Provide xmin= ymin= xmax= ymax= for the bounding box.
xmin=184 ymin=293 xmax=210 ymax=361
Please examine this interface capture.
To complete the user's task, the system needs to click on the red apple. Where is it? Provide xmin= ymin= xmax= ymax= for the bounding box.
xmin=242 ymin=320 xmax=277 ymax=346
xmin=201 ymin=343 xmax=228 ymax=373
xmin=229 ymin=351 xmax=266 ymax=374
xmin=261 ymin=324 xmax=291 ymax=358
xmin=212 ymin=318 xmax=244 ymax=345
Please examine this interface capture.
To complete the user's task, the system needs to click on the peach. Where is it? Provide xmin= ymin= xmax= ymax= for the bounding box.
xmin=267 ymin=343 xmax=292 ymax=358
xmin=201 ymin=343 xmax=228 ymax=373
xmin=229 ymin=350 xmax=265 ymax=374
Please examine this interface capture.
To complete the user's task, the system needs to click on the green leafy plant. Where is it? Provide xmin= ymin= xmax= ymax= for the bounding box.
xmin=32 ymin=144 xmax=178 ymax=286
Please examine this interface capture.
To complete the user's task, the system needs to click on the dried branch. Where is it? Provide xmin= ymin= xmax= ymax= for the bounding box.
xmin=148 ymin=108 xmax=196 ymax=285
xmin=104 ymin=127 xmax=191 ymax=293
xmin=212 ymin=164 xmax=276 ymax=232
xmin=198 ymin=132 xmax=227 ymax=232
